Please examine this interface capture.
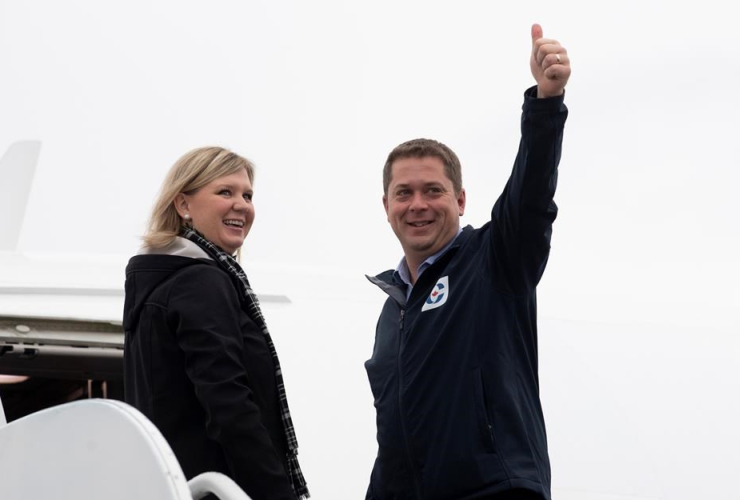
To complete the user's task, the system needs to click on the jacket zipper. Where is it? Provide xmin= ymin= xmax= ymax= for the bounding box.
xmin=396 ymin=308 xmax=423 ymax=499
xmin=480 ymin=370 xmax=496 ymax=450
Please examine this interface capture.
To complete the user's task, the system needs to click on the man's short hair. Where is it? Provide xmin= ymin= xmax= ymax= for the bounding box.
xmin=383 ymin=138 xmax=462 ymax=195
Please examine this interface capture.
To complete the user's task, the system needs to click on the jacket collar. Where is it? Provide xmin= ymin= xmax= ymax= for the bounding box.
xmin=366 ymin=225 xmax=474 ymax=306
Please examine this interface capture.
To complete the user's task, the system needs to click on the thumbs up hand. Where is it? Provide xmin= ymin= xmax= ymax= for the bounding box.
xmin=530 ymin=24 xmax=571 ymax=98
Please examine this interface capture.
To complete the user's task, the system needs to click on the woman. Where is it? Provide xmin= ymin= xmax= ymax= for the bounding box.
xmin=123 ymin=147 xmax=309 ymax=500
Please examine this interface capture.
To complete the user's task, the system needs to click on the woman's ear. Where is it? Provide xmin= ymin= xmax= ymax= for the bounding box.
xmin=174 ymin=193 xmax=189 ymax=218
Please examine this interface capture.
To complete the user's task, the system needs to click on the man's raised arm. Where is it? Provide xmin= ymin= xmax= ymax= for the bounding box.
xmin=488 ymin=24 xmax=570 ymax=294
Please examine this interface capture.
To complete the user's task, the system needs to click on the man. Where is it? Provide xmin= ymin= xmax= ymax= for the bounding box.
xmin=365 ymin=24 xmax=570 ymax=500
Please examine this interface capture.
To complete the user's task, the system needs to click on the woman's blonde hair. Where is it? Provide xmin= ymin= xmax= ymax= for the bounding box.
xmin=143 ymin=146 xmax=255 ymax=249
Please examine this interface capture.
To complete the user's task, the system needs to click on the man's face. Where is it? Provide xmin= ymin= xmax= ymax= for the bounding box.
xmin=383 ymin=156 xmax=465 ymax=266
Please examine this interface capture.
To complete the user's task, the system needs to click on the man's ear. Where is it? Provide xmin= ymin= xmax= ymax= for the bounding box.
xmin=383 ymin=194 xmax=390 ymax=221
xmin=457 ymin=188 xmax=466 ymax=216
xmin=174 ymin=193 xmax=189 ymax=218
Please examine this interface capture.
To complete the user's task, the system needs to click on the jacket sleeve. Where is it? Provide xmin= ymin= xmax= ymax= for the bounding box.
xmin=488 ymin=85 xmax=568 ymax=294
xmin=167 ymin=266 xmax=297 ymax=500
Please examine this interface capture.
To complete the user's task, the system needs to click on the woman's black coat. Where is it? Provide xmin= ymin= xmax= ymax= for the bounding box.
xmin=123 ymin=254 xmax=296 ymax=500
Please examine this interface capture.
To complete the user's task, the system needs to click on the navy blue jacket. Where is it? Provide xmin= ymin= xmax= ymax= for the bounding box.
xmin=365 ymin=87 xmax=567 ymax=500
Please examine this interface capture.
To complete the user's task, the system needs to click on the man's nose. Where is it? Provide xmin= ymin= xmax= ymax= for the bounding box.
xmin=409 ymin=192 xmax=428 ymax=211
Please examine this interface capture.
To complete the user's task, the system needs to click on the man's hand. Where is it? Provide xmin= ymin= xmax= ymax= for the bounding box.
xmin=530 ymin=24 xmax=571 ymax=98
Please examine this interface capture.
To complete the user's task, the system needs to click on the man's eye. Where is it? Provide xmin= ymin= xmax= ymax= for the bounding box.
xmin=397 ymin=190 xmax=410 ymax=197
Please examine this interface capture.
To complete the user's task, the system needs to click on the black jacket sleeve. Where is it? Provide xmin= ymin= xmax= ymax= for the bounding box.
xmin=168 ymin=266 xmax=297 ymax=500
xmin=489 ymin=85 xmax=568 ymax=294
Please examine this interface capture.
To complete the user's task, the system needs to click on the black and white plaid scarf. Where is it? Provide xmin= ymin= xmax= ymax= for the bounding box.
xmin=180 ymin=228 xmax=310 ymax=499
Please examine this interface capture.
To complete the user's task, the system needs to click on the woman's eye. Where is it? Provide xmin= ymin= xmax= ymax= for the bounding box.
xmin=219 ymin=189 xmax=231 ymax=196
xmin=243 ymin=193 xmax=253 ymax=201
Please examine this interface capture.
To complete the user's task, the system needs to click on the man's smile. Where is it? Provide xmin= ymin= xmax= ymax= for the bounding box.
xmin=407 ymin=220 xmax=433 ymax=228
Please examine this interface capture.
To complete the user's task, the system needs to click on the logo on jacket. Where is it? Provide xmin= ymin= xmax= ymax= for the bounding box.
xmin=421 ymin=276 xmax=449 ymax=312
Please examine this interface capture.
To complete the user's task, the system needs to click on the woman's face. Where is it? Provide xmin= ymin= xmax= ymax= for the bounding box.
xmin=177 ymin=168 xmax=254 ymax=254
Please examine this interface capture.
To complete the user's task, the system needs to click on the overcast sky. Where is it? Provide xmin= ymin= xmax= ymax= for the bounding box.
xmin=2 ymin=1 xmax=739 ymax=498
xmin=3 ymin=0 xmax=738 ymax=329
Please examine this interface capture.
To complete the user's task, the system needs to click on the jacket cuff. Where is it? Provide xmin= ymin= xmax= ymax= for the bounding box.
xmin=522 ymin=85 xmax=566 ymax=112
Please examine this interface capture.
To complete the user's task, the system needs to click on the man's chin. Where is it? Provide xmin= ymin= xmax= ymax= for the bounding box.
xmin=405 ymin=239 xmax=436 ymax=255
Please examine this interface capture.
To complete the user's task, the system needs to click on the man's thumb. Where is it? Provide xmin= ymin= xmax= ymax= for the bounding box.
xmin=531 ymin=23 xmax=543 ymax=45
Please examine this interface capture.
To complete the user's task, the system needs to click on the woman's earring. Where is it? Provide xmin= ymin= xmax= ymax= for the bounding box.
xmin=184 ymin=214 xmax=191 ymax=220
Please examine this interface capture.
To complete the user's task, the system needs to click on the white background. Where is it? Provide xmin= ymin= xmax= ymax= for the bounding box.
xmin=1 ymin=1 xmax=739 ymax=499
